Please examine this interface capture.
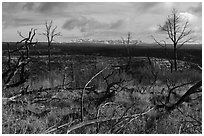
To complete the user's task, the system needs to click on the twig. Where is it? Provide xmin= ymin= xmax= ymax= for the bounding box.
xmin=170 ymin=80 xmax=202 ymax=110
xmin=43 ymin=119 xmax=75 ymax=134
xmin=66 ymin=106 xmax=154 ymax=133
xmin=113 ymin=104 xmax=151 ymax=133
xmin=156 ymin=80 xmax=202 ymax=111
xmin=96 ymin=102 xmax=123 ymax=133
xmin=178 ymin=123 xmax=183 ymax=134
xmin=177 ymin=107 xmax=202 ymax=125
xmin=166 ymin=81 xmax=194 ymax=104
xmin=108 ymin=103 xmax=135 ymax=133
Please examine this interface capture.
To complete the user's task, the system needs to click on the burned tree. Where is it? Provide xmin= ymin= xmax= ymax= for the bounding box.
xmin=3 ymin=28 xmax=37 ymax=89
xmin=121 ymin=32 xmax=138 ymax=71
xmin=154 ymin=9 xmax=193 ymax=71
xmin=41 ymin=20 xmax=61 ymax=71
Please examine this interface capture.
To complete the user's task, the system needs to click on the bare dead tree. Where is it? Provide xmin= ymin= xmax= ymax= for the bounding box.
xmin=40 ymin=20 xmax=61 ymax=71
xmin=121 ymin=32 xmax=138 ymax=72
xmin=3 ymin=28 xmax=37 ymax=89
xmin=153 ymin=8 xmax=193 ymax=71
xmin=155 ymin=80 xmax=202 ymax=112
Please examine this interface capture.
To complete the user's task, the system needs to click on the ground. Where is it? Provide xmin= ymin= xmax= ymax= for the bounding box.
xmin=2 ymin=52 xmax=202 ymax=134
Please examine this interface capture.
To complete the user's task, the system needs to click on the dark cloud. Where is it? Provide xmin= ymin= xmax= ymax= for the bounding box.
xmin=188 ymin=3 xmax=202 ymax=15
xmin=3 ymin=2 xmax=69 ymax=15
xmin=134 ymin=2 xmax=160 ymax=13
xmin=36 ymin=3 xmax=67 ymax=14
xmin=2 ymin=2 xmax=202 ymax=43
xmin=22 ymin=2 xmax=35 ymax=10
xmin=110 ymin=20 xmax=124 ymax=29
xmin=22 ymin=2 xmax=68 ymax=14
xmin=62 ymin=16 xmax=124 ymax=32
xmin=2 ymin=2 xmax=23 ymax=13
xmin=3 ymin=14 xmax=42 ymax=29
xmin=2 ymin=2 xmax=68 ymax=29
xmin=140 ymin=2 xmax=160 ymax=9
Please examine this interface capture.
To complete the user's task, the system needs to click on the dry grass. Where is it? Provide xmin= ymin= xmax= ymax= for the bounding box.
xmin=2 ymin=55 xmax=202 ymax=134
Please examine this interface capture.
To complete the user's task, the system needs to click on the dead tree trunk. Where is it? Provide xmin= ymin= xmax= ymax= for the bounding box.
xmin=173 ymin=44 xmax=178 ymax=71
xmin=48 ymin=42 xmax=51 ymax=71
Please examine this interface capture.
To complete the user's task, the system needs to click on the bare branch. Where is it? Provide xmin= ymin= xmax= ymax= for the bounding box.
xmin=40 ymin=20 xmax=61 ymax=71
xmin=28 ymin=28 xmax=33 ymax=39
xmin=51 ymin=28 xmax=61 ymax=42
xmin=157 ymin=80 xmax=202 ymax=111
xmin=167 ymin=18 xmax=174 ymax=40
xmin=30 ymin=29 xmax=37 ymax=42
xmin=174 ymin=80 xmax=202 ymax=106
xmin=81 ymin=67 xmax=108 ymax=122
xmin=156 ymin=8 xmax=193 ymax=71
xmin=45 ymin=20 xmax=52 ymax=33
xmin=160 ymin=20 xmax=174 ymax=42
xmin=176 ymin=20 xmax=191 ymax=43
xmin=53 ymin=32 xmax=61 ymax=37
xmin=17 ymin=31 xmax=26 ymax=39
xmin=39 ymin=32 xmax=47 ymax=36
xmin=177 ymin=37 xmax=193 ymax=49
xmin=177 ymin=107 xmax=202 ymax=126
xmin=51 ymin=26 xmax=57 ymax=36
xmin=121 ymin=37 xmax=125 ymax=44
xmin=3 ymin=28 xmax=37 ymax=89
xmin=166 ymin=82 xmax=194 ymax=104
xmin=65 ymin=106 xmax=154 ymax=134
xmin=152 ymin=35 xmax=166 ymax=48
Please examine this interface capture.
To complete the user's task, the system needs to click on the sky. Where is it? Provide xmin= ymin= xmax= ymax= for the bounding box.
xmin=2 ymin=2 xmax=202 ymax=43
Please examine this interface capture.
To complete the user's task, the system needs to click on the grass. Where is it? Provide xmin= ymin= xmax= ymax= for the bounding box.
xmin=2 ymin=54 xmax=202 ymax=134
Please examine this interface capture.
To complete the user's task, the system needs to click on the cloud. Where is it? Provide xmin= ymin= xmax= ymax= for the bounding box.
xmin=132 ymin=2 xmax=170 ymax=14
xmin=153 ymin=10 xmax=201 ymax=44
xmin=137 ymin=2 xmax=160 ymax=11
xmin=179 ymin=12 xmax=198 ymax=22
xmin=62 ymin=16 xmax=124 ymax=32
xmin=2 ymin=2 xmax=202 ymax=43
xmin=21 ymin=2 xmax=71 ymax=16
xmin=2 ymin=12 xmax=42 ymax=29
xmin=158 ymin=10 xmax=199 ymax=31
xmin=148 ymin=26 xmax=159 ymax=32
xmin=33 ymin=3 xmax=68 ymax=14
xmin=3 ymin=2 xmax=70 ymax=15
xmin=188 ymin=3 xmax=202 ymax=15
xmin=3 ymin=18 xmax=41 ymax=29
xmin=2 ymin=2 xmax=70 ymax=29
xmin=2 ymin=2 xmax=22 ymax=13
xmin=22 ymin=2 xmax=35 ymax=10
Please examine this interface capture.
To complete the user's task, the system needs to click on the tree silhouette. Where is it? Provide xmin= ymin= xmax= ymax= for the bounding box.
xmin=121 ymin=32 xmax=138 ymax=71
xmin=154 ymin=9 xmax=193 ymax=71
xmin=41 ymin=20 xmax=61 ymax=71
